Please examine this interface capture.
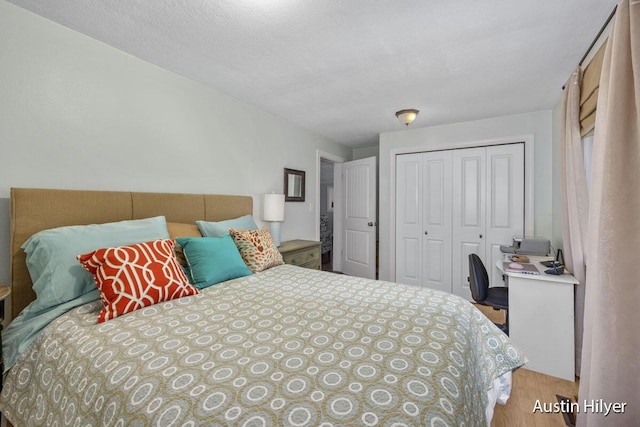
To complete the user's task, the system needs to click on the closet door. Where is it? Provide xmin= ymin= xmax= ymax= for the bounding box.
xmin=451 ymin=147 xmax=486 ymax=300
xmin=451 ymin=143 xmax=525 ymax=300
xmin=395 ymin=153 xmax=423 ymax=287
xmin=422 ymin=151 xmax=452 ymax=293
xmin=485 ymin=144 xmax=525 ymax=288
xmin=396 ymin=143 xmax=524 ymax=298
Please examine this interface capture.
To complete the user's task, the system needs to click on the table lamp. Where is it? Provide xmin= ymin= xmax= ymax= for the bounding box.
xmin=262 ymin=193 xmax=285 ymax=246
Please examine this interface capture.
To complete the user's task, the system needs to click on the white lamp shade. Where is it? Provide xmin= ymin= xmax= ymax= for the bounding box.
xmin=263 ymin=193 xmax=285 ymax=221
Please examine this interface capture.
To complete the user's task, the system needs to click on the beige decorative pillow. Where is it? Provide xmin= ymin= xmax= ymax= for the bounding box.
xmin=167 ymin=222 xmax=202 ymax=266
xmin=167 ymin=222 xmax=202 ymax=239
xmin=229 ymin=227 xmax=284 ymax=272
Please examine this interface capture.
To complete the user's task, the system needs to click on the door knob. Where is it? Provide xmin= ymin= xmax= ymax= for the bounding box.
xmin=479 ymin=234 xmax=483 ymax=238
xmin=424 ymin=231 xmax=428 ymax=235
xmin=368 ymin=222 xmax=376 ymax=227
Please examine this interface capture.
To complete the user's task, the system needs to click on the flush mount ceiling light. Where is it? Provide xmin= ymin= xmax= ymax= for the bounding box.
xmin=395 ymin=109 xmax=420 ymax=126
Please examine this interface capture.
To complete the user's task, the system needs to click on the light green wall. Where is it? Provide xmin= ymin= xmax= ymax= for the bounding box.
xmin=0 ymin=1 xmax=351 ymax=287
xmin=352 ymin=145 xmax=379 ymax=161
xmin=378 ymin=110 xmax=554 ymax=281
xmin=551 ymin=99 xmax=565 ymax=251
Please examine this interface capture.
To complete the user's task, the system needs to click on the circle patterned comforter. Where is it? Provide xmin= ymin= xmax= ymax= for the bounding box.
xmin=0 ymin=264 xmax=525 ymax=426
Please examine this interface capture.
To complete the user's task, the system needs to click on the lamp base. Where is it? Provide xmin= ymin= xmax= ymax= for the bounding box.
xmin=268 ymin=222 xmax=282 ymax=247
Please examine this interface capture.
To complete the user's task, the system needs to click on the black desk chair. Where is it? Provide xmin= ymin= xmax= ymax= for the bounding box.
xmin=468 ymin=254 xmax=509 ymax=335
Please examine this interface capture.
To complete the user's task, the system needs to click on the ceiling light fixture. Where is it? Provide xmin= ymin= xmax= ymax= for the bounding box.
xmin=395 ymin=109 xmax=420 ymax=126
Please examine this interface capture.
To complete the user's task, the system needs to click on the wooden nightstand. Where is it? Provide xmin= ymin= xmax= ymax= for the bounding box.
xmin=0 ymin=284 xmax=11 ymax=392
xmin=278 ymin=240 xmax=321 ymax=270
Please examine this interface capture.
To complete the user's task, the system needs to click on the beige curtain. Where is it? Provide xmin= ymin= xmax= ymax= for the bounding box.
xmin=560 ymin=67 xmax=588 ymax=374
xmin=579 ymin=0 xmax=640 ymax=425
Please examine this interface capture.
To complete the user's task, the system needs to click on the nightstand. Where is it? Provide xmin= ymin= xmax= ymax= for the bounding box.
xmin=0 ymin=284 xmax=10 ymax=392
xmin=278 ymin=240 xmax=321 ymax=270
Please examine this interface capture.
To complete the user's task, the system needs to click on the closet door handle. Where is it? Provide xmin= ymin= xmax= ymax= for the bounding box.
xmin=479 ymin=234 xmax=483 ymax=238
xmin=424 ymin=231 xmax=428 ymax=235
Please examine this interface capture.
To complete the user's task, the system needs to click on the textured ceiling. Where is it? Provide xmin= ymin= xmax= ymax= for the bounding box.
xmin=9 ymin=0 xmax=618 ymax=147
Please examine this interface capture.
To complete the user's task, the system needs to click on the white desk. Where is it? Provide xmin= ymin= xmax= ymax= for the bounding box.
xmin=497 ymin=257 xmax=578 ymax=381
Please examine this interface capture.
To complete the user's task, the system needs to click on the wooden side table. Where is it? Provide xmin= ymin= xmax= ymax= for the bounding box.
xmin=278 ymin=240 xmax=321 ymax=270
xmin=0 ymin=284 xmax=11 ymax=392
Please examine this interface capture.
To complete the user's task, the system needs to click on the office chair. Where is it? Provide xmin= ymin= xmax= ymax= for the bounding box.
xmin=468 ymin=254 xmax=509 ymax=335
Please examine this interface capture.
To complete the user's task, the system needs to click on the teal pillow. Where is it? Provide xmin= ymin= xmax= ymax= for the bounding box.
xmin=22 ymin=215 xmax=170 ymax=312
xmin=176 ymin=236 xmax=252 ymax=289
xmin=196 ymin=214 xmax=258 ymax=237
xmin=3 ymin=216 xmax=170 ymax=374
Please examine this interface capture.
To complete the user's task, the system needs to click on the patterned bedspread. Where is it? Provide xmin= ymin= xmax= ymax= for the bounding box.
xmin=0 ymin=265 xmax=525 ymax=426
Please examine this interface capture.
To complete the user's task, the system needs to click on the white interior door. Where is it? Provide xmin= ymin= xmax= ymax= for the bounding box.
xmin=451 ymin=147 xmax=486 ymax=300
xmin=485 ymin=144 xmax=525 ymax=287
xmin=396 ymin=151 xmax=452 ymax=291
xmin=451 ymin=143 xmax=525 ymax=300
xmin=395 ymin=143 xmax=524 ymax=298
xmin=342 ymin=156 xmax=377 ymax=278
xmin=395 ymin=154 xmax=423 ymax=286
xmin=422 ymin=151 xmax=453 ymax=293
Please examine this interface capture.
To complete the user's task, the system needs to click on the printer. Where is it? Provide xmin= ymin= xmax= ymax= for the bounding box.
xmin=500 ymin=236 xmax=551 ymax=256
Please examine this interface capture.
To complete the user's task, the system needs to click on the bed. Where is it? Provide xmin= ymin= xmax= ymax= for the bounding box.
xmin=0 ymin=188 xmax=526 ymax=426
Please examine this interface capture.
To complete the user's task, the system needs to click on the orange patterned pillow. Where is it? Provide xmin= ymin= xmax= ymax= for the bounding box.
xmin=77 ymin=239 xmax=199 ymax=323
xmin=229 ymin=227 xmax=284 ymax=272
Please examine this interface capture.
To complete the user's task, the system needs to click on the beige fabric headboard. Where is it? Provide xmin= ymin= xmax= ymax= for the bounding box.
xmin=10 ymin=188 xmax=253 ymax=317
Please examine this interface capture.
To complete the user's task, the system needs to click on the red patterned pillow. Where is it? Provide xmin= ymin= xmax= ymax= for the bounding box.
xmin=78 ymin=239 xmax=198 ymax=323
xmin=229 ymin=227 xmax=284 ymax=272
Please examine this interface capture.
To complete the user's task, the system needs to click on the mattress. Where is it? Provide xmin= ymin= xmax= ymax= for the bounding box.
xmin=0 ymin=264 xmax=525 ymax=426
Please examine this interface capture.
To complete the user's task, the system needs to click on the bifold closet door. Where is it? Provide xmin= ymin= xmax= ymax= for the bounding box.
xmin=484 ymin=144 xmax=525 ymax=289
xmin=451 ymin=144 xmax=524 ymax=300
xmin=396 ymin=143 xmax=524 ymax=299
xmin=395 ymin=151 xmax=452 ymax=292
xmin=421 ymin=152 xmax=452 ymax=293
xmin=451 ymin=148 xmax=486 ymax=300
xmin=395 ymin=153 xmax=423 ymax=287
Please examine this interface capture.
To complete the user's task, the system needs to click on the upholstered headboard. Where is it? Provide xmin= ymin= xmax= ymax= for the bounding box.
xmin=9 ymin=188 xmax=253 ymax=317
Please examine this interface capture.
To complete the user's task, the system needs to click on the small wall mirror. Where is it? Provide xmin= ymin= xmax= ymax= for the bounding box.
xmin=284 ymin=168 xmax=305 ymax=202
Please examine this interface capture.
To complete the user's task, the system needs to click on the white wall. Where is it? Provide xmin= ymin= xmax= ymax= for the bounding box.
xmin=0 ymin=1 xmax=351 ymax=290
xmin=378 ymin=110 xmax=554 ymax=281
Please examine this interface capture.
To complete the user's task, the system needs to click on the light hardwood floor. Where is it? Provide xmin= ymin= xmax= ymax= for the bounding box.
xmin=474 ymin=304 xmax=580 ymax=427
